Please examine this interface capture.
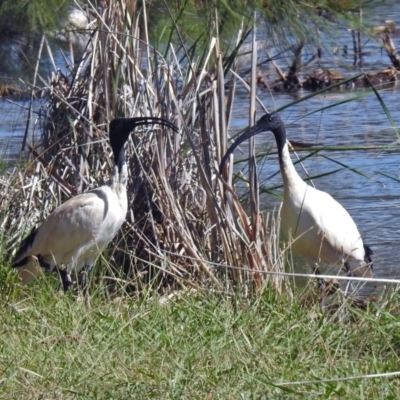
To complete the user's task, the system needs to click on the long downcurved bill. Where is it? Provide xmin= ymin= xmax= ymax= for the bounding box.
xmin=120 ymin=117 xmax=179 ymax=133
xmin=219 ymin=123 xmax=266 ymax=174
xmin=135 ymin=117 xmax=180 ymax=133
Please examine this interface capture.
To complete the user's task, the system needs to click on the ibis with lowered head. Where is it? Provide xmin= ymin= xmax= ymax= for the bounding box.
xmin=12 ymin=117 xmax=179 ymax=292
xmin=220 ymin=112 xmax=373 ymax=282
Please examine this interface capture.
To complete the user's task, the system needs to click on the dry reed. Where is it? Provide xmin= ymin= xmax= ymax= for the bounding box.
xmin=1 ymin=0 xmax=289 ymax=296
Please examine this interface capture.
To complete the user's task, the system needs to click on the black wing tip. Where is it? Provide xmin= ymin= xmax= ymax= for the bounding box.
xmin=364 ymin=243 xmax=373 ymax=258
xmin=364 ymin=243 xmax=373 ymax=269
xmin=12 ymin=227 xmax=38 ymax=265
xmin=12 ymin=256 xmax=29 ymax=268
xmin=364 ymin=244 xmax=373 ymax=256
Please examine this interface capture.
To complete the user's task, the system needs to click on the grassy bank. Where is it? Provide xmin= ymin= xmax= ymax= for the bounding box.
xmin=1 ymin=283 xmax=399 ymax=398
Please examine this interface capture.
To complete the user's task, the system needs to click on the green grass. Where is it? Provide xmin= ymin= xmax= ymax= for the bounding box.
xmin=1 ymin=276 xmax=400 ymax=399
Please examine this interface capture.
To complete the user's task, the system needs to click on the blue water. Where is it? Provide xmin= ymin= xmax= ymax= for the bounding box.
xmin=0 ymin=99 xmax=30 ymax=162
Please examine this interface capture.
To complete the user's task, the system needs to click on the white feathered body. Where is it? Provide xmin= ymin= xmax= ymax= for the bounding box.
xmin=279 ymin=143 xmax=371 ymax=277
xmin=13 ymin=180 xmax=127 ymax=284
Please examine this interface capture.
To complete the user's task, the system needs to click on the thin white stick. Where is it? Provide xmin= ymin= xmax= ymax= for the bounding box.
xmin=278 ymin=370 xmax=400 ymax=386
xmin=159 ymin=249 xmax=400 ymax=284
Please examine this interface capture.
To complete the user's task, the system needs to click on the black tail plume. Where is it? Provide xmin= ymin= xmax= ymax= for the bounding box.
xmin=12 ymin=227 xmax=38 ymax=266
xmin=364 ymin=244 xmax=373 ymax=268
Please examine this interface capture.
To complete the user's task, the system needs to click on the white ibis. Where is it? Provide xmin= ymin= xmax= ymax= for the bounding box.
xmin=12 ymin=117 xmax=179 ymax=292
xmin=220 ymin=112 xmax=373 ymax=283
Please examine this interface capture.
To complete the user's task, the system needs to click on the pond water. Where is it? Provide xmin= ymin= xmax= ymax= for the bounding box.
xmin=0 ymin=99 xmax=30 ymax=163
xmin=1 ymin=1 xmax=400 ymax=289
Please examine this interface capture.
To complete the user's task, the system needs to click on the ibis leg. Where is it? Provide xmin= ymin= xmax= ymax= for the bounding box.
xmin=343 ymin=262 xmax=355 ymax=295
xmin=313 ymin=265 xmax=327 ymax=292
xmin=77 ymin=264 xmax=93 ymax=308
xmin=57 ymin=268 xmax=72 ymax=292
xmin=79 ymin=271 xmax=89 ymax=295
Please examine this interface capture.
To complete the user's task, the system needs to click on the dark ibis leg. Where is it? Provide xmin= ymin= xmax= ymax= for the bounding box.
xmin=343 ymin=261 xmax=355 ymax=295
xmin=314 ymin=265 xmax=340 ymax=296
xmin=315 ymin=265 xmax=342 ymax=314
xmin=78 ymin=264 xmax=93 ymax=295
xmin=78 ymin=271 xmax=89 ymax=295
xmin=313 ymin=265 xmax=327 ymax=292
xmin=77 ymin=264 xmax=93 ymax=308
xmin=38 ymin=257 xmax=72 ymax=292
xmin=57 ymin=269 xmax=72 ymax=292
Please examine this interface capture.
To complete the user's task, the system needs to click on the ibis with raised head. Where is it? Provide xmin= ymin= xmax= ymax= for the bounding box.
xmin=12 ymin=117 xmax=179 ymax=292
xmin=220 ymin=111 xmax=373 ymax=282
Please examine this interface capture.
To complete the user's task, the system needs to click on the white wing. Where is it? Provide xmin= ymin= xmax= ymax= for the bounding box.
xmin=282 ymin=183 xmax=365 ymax=265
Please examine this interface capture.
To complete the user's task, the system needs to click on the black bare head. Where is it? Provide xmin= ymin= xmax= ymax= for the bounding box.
xmin=219 ymin=112 xmax=286 ymax=173
xmin=109 ymin=117 xmax=179 ymax=169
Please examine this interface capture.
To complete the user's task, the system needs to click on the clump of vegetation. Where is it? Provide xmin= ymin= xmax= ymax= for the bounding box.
xmin=1 ymin=0 xmax=289 ymax=295
xmin=1 ymin=0 xmax=391 ymax=298
xmin=1 ymin=0 xmax=392 ymax=297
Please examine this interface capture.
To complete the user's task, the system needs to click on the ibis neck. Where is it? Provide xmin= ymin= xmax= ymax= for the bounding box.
xmin=114 ymin=147 xmax=128 ymax=186
xmin=273 ymin=126 xmax=302 ymax=188
xmin=272 ymin=125 xmax=287 ymax=165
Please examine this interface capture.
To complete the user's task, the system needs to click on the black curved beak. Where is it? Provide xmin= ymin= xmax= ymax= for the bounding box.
xmin=219 ymin=122 xmax=267 ymax=174
xmin=113 ymin=117 xmax=179 ymax=133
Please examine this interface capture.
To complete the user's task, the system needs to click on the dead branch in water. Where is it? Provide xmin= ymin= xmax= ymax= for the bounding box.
xmin=382 ymin=34 xmax=400 ymax=70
